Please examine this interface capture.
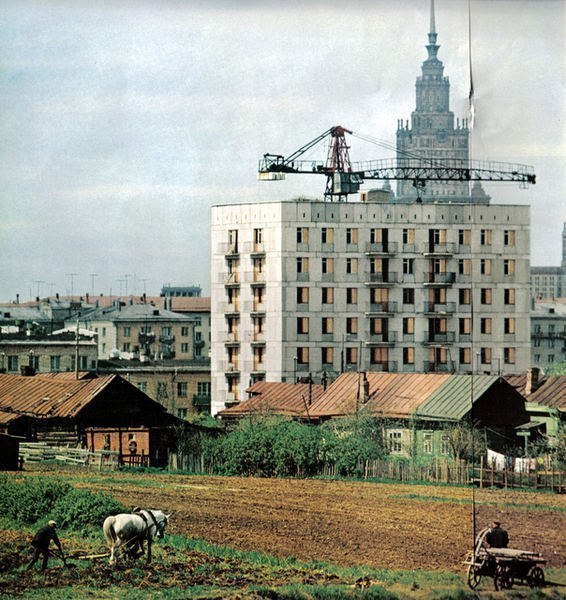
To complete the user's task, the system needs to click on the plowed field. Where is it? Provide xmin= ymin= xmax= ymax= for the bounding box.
xmin=82 ymin=474 xmax=565 ymax=572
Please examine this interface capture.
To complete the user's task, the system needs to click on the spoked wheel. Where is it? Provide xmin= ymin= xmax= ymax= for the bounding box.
xmin=494 ymin=565 xmax=514 ymax=591
xmin=527 ymin=566 xmax=545 ymax=588
xmin=467 ymin=564 xmax=482 ymax=589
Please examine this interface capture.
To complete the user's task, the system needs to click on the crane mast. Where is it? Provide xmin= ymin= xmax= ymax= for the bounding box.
xmin=258 ymin=126 xmax=536 ymax=201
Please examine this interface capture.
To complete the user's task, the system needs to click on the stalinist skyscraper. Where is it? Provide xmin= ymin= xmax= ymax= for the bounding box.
xmin=396 ymin=0 xmax=486 ymax=203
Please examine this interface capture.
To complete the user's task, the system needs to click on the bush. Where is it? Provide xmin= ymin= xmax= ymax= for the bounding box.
xmin=49 ymin=488 xmax=127 ymax=530
xmin=0 ymin=476 xmax=71 ymax=524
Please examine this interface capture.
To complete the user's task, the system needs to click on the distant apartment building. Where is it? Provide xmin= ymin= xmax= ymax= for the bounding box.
xmin=210 ymin=200 xmax=531 ymax=414
xmin=531 ymin=301 xmax=566 ymax=370
xmin=530 ymin=223 xmax=566 ymax=299
xmin=76 ymin=300 xmax=199 ymax=361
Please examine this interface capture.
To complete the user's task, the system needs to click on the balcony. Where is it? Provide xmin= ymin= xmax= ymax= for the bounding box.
xmin=365 ymin=331 xmax=397 ymax=345
xmin=364 ymin=301 xmax=397 ymax=315
xmin=224 ymin=362 xmax=240 ymax=375
xmin=138 ymin=332 xmax=155 ymax=344
xmin=223 ymin=272 xmax=240 ymax=287
xmin=296 ymin=272 xmax=310 ymax=282
xmin=370 ymin=361 xmax=398 ymax=372
xmin=364 ymin=271 xmax=398 ymax=286
xmin=250 ymin=302 xmax=266 ymax=316
xmin=224 ymin=332 xmax=239 ymax=346
xmin=159 ymin=334 xmax=175 ymax=344
xmin=160 ymin=348 xmax=176 ymax=359
xmin=423 ymin=302 xmax=456 ymax=315
xmin=365 ymin=241 xmax=398 ymax=255
xmin=220 ymin=242 xmax=239 ymax=258
xmin=422 ymin=332 xmax=455 ymax=345
xmin=245 ymin=270 xmax=266 ymax=284
xmin=250 ymin=242 xmax=265 ymax=257
xmin=421 ymin=242 xmax=456 ymax=256
xmin=192 ymin=394 xmax=211 ymax=412
xmin=423 ymin=272 xmax=456 ymax=286
xmin=219 ymin=301 xmax=240 ymax=316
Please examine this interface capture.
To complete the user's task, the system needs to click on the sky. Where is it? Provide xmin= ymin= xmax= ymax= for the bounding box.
xmin=0 ymin=0 xmax=564 ymax=302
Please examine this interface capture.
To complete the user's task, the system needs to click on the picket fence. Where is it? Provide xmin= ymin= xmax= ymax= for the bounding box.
xmin=19 ymin=442 xmax=120 ymax=470
xmin=167 ymin=452 xmax=564 ymax=492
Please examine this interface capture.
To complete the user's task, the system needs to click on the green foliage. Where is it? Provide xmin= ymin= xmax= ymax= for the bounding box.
xmin=440 ymin=423 xmax=487 ymax=461
xmin=49 ymin=487 xmax=127 ymax=529
xmin=0 ymin=476 xmax=71 ymax=524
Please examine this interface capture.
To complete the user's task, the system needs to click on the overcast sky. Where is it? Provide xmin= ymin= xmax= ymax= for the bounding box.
xmin=0 ymin=0 xmax=564 ymax=301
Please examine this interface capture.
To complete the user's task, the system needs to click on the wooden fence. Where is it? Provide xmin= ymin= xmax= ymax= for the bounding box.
xmin=167 ymin=452 xmax=564 ymax=492
xmin=19 ymin=442 xmax=120 ymax=470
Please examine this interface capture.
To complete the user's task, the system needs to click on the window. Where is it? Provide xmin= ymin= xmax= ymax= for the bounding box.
xmin=123 ymin=342 xmax=131 ymax=352
xmin=459 ymin=259 xmax=471 ymax=275
xmin=504 ymin=230 xmax=516 ymax=246
xmin=480 ymin=318 xmax=492 ymax=334
xmin=296 ymin=227 xmax=309 ymax=244
xmin=177 ymin=382 xmax=188 ymax=397
xmin=403 ymin=347 xmax=415 ymax=365
xmin=459 ymin=229 xmax=471 ymax=245
xmin=388 ymin=430 xmax=403 ymax=453
xmin=403 ymin=317 xmax=414 ymax=334
xmin=504 ymin=318 xmax=515 ymax=334
xmin=181 ymin=326 xmax=190 ymax=336
xmin=7 ymin=355 xmax=18 ymax=372
xmin=253 ymin=287 xmax=264 ymax=305
xmin=402 ymin=228 xmax=415 ymax=244
xmin=321 ymin=287 xmax=334 ymax=304
xmin=322 ymin=317 xmax=333 ymax=334
xmin=480 ymin=288 xmax=492 ymax=305
xmin=403 ymin=288 xmax=415 ymax=305
xmin=345 ymin=347 xmax=358 ymax=365
xmin=227 ymin=287 xmax=238 ymax=305
xmin=321 ymin=347 xmax=333 ymax=365
xmin=321 ymin=227 xmax=334 ymax=244
xmin=504 ymin=288 xmax=516 ymax=305
xmin=480 ymin=259 xmax=492 ymax=275
xmin=253 ymin=317 xmax=264 ymax=335
xmin=480 ymin=347 xmax=492 ymax=365
xmin=197 ymin=381 xmax=211 ymax=395
xmin=504 ymin=259 xmax=515 ymax=275
xmin=137 ymin=381 xmax=147 ymax=393
xmin=253 ymin=257 xmax=264 ymax=274
xmin=228 ymin=229 xmax=238 ymax=251
xmin=459 ymin=288 xmax=471 ymax=305
xmin=346 ymin=287 xmax=358 ymax=304
xmin=346 ymin=317 xmax=358 ymax=334
xmin=370 ymin=228 xmax=386 ymax=243
xmin=346 ymin=228 xmax=358 ymax=244
xmin=297 ymin=287 xmax=309 ymax=304
xmin=321 ymin=257 xmax=334 ymax=274
xmin=459 ymin=318 xmax=471 ymax=335
xmin=423 ymin=432 xmax=433 ymax=454
xmin=177 ymin=408 xmax=188 ymax=419
xmin=297 ymin=347 xmax=309 ymax=365
xmin=504 ymin=347 xmax=515 ymax=364
xmin=253 ymin=228 xmax=263 ymax=245
xmin=346 ymin=258 xmax=358 ymax=274
xmin=480 ymin=229 xmax=492 ymax=246
xmin=162 ymin=326 xmax=172 ymax=336
xmin=50 ymin=355 xmax=61 ymax=371
xmin=296 ymin=257 xmax=309 ymax=273
xmin=371 ymin=318 xmax=386 ymax=334
xmin=124 ymin=326 xmax=131 ymax=337
xmin=181 ymin=343 xmax=190 ymax=353
xmin=403 ymin=258 xmax=414 ymax=275
xmin=459 ymin=347 xmax=471 ymax=364
xmin=297 ymin=317 xmax=309 ymax=334
xmin=440 ymin=435 xmax=450 ymax=456
xmin=371 ymin=347 xmax=388 ymax=365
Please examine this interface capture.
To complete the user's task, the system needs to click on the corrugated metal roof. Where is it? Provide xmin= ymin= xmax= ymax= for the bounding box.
xmin=528 ymin=376 xmax=566 ymax=411
xmin=219 ymin=381 xmax=325 ymax=418
xmin=305 ymin=372 xmax=450 ymax=419
xmin=415 ymin=374 xmax=499 ymax=421
xmin=0 ymin=373 xmax=119 ymax=425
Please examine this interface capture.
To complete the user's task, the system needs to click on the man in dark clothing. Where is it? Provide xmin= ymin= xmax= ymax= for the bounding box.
xmin=485 ymin=520 xmax=509 ymax=548
xmin=26 ymin=520 xmax=63 ymax=570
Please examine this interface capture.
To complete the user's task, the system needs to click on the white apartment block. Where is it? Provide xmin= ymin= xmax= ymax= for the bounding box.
xmin=211 ymin=199 xmax=531 ymax=414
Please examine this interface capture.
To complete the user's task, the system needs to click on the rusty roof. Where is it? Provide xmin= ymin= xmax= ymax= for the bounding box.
xmin=305 ymin=372 xmax=451 ymax=419
xmin=527 ymin=376 xmax=566 ymax=411
xmin=0 ymin=373 xmax=122 ymax=425
xmin=218 ymin=381 xmax=325 ymax=418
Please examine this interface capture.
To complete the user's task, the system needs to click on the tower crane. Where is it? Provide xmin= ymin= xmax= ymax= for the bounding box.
xmin=258 ymin=126 xmax=536 ymax=202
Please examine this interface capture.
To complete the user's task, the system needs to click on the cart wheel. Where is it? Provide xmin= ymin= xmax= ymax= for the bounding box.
xmin=494 ymin=565 xmax=513 ymax=591
xmin=467 ymin=564 xmax=482 ymax=590
xmin=527 ymin=566 xmax=545 ymax=588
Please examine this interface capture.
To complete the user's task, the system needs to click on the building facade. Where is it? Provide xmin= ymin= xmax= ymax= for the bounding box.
xmin=531 ymin=301 xmax=566 ymax=370
xmin=530 ymin=222 xmax=566 ymax=299
xmin=211 ymin=201 xmax=531 ymax=414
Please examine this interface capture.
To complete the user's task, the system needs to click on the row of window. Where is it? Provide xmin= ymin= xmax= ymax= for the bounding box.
xmin=387 ymin=430 xmax=451 ymax=455
xmin=94 ymin=325 xmax=195 ymax=337
xmin=293 ymin=345 xmax=516 ymax=365
xmin=136 ymin=381 xmax=211 ymax=397
xmin=2 ymin=355 xmax=90 ymax=371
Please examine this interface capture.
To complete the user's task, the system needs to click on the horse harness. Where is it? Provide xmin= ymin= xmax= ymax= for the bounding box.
xmin=134 ymin=509 xmax=161 ymax=540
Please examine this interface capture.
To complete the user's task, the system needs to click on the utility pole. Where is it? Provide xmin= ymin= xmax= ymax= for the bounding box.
xmin=66 ymin=273 xmax=79 ymax=298
xmin=75 ymin=318 xmax=80 ymax=380
xmin=89 ymin=273 xmax=98 ymax=296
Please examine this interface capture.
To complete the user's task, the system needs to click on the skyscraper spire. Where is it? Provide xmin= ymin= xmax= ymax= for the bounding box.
xmin=427 ymin=0 xmax=439 ymax=60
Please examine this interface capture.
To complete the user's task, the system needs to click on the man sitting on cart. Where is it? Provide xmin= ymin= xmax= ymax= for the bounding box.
xmin=485 ymin=520 xmax=509 ymax=549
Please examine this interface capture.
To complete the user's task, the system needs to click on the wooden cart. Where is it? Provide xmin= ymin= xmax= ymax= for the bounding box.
xmin=465 ymin=528 xmax=546 ymax=591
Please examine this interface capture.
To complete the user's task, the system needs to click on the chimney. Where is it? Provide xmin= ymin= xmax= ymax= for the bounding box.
xmin=16 ymin=293 xmax=20 ymax=304
xmin=525 ymin=367 xmax=540 ymax=396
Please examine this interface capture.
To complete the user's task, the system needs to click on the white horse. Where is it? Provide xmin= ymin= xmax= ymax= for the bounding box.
xmin=103 ymin=509 xmax=170 ymax=565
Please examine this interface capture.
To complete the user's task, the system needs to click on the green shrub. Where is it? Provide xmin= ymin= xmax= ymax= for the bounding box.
xmin=0 ymin=477 xmax=71 ymax=524
xmin=49 ymin=487 xmax=127 ymax=529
